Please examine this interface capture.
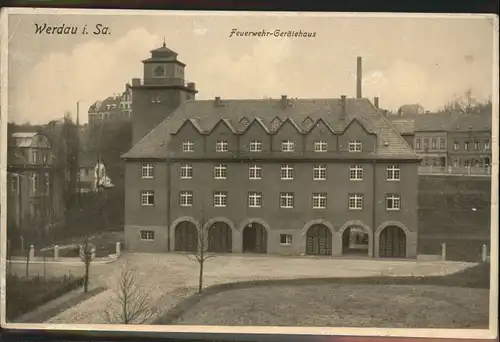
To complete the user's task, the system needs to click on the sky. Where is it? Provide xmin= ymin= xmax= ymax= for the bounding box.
xmin=5 ymin=11 xmax=496 ymax=124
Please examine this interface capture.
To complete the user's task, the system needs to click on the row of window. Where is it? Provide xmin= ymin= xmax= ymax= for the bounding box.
xmin=416 ymin=138 xmax=490 ymax=151
xmin=139 ymin=229 xmax=294 ymax=245
xmin=140 ymin=190 xmax=402 ymax=211
xmin=180 ymin=140 xmax=363 ymax=153
xmin=141 ymin=163 xmax=402 ymax=181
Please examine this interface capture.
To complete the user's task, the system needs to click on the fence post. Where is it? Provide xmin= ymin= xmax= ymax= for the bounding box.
xmin=448 ymin=166 xmax=452 ymax=174
xmin=116 ymin=242 xmax=121 ymax=255
xmin=487 ymin=166 xmax=491 ymax=175
xmin=441 ymin=242 xmax=446 ymax=261
xmin=20 ymin=236 xmax=24 ymax=253
xmin=467 ymin=166 xmax=471 ymax=174
xmin=29 ymin=245 xmax=35 ymax=260
xmin=482 ymin=244 xmax=488 ymax=262
xmin=54 ymin=245 xmax=59 ymax=261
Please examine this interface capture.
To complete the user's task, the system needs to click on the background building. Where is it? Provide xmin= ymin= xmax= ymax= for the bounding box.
xmin=88 ymin=83 xmax=133 ymax=125
xmin=7 ymin=132 xmax=55 ymax=227
xmin=389 ymin=111 xmax=492 ymax=169
xmin=122 ymin=48 xmax=421 ymax=259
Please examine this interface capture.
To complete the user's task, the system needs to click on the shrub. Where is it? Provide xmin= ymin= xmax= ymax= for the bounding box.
xmin=5 ymin=274 xmax=84 ymax=321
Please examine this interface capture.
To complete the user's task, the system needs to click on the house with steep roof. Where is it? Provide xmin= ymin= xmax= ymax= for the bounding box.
xmin=121 ymin=46 xmax=421 ymax=259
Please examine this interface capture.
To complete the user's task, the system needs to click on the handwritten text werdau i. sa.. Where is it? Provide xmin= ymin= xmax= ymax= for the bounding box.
xmin=34 ymin=23 xmax=111 ymax=35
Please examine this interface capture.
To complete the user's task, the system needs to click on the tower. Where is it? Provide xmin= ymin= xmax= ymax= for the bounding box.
xmin=130 ymin=41 xmax=198 ymax=145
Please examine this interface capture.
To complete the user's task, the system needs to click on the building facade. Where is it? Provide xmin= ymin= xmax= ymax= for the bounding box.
xmin=7 ymin=132 xmax=54 ymax=228
xmin=122 ymin=47 xmax=421 ymax=259
xmin=389 ymin=112 xmax=492 ymax=168
xmin=447 ymin=113 xmax=492 ymax=167
xmin=88 ymin=83 xmax=133 ymax=125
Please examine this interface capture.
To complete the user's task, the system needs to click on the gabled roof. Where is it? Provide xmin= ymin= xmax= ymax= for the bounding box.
xmin=450 ymin=113 xmax=491 ymax=132
xmin=122 ymin=97 xmax=419 ymax=160
xmin=389 ymin=120 xmax=415 ymax=135
xmin=11 ymin=132 xmax=51 ymax=148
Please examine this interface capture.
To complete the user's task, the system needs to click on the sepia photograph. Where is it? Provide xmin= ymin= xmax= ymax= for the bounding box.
xmin=0 ymin=8 xmax=498 ymax=339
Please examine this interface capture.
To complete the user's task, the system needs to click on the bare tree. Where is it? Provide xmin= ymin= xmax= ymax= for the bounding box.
xmin=102 ymin=262 xmax=157 ymax=324
xmin=185 ymin=220 xmax=217 ymax=294
xmin=79 ymin=232 xmax=95 ymax=293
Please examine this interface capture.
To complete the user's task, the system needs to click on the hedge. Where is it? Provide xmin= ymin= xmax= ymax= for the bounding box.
xmin=6 ymin=274 xmax=84 ymax=321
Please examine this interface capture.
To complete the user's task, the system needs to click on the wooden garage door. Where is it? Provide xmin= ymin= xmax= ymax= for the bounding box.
xmin=306 ymin=224 xmax=332 ymax=256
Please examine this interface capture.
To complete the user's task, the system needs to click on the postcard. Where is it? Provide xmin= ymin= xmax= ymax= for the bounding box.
xmin=0 ymin=8 xmax=498 ymax=339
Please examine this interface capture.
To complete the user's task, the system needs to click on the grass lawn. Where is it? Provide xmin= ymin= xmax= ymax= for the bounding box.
xmin=169 ymin=263 xmax=490 ymax=328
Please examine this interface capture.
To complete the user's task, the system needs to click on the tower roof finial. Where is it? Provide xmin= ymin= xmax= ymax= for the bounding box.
xmin=162 ymin=37 xmax=166 ymax=48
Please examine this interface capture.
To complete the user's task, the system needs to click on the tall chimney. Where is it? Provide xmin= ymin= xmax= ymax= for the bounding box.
xmin=340 ymin=95 xmax=347 ymax=120
xmin=374 ymin=97 xmax=379 ymax=109
xmin=280 ymin=95 xmax=288 ymax=109
xmin=214 ymin=96 xmax=222 ymax=107
xmin=356 ymin=57 xmax=362 ymax=99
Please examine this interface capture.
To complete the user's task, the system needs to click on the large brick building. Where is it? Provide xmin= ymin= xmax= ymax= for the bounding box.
xmin=121 ymin=45 xmax=421 ymax=259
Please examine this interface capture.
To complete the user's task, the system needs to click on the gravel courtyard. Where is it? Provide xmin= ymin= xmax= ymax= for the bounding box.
xmin=9 ymin=253 xmax=476 ymax=324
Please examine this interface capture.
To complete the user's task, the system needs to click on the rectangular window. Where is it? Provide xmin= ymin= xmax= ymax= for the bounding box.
xmin=386 ymin=194 xmax=401 ymax=211
xmin=32 ymin=174 xmax=38 ymax=194
xmin=140 ymin=230 xmax=155 ymax=241
xmin=386 ymin=164 xmax=401 ymax=181
xmin=248 ymin=192 xmax=262 ymax=208
xmin=348 ymin=193 xmax=363 ymax=210
xmin=213 ymin=191 xmax=228 ymax=207
xmin=440 ymin=138 xmax=445 ymax=149
xmin=464 ymin=142 xmax=469 ymax=150
xmin=349 ymin=165 xmax=363 ymax=180
xmin=179 ymin=191 xmax=193 ymax=207
xmin=249 ymin=140 xmax=262 ymax=152
xmin=474 ymin=141 xmax=480 ymax=150
xmin=280 ymin=234 xmax=293 ymax=246
xmin=484 ymin=139 xmax=490 ymax=150
xmin=249 ymin=164 xmax=262 ymax=180
xmin=431 ymin=139 xmax=437 ymax=149
xmin=313 ymin=164 xmax=327 ymax=180
xmin=45 ymin=172 xmax=50 ymax=195
xmin=453 ymin=142 xmax=459 ymax=150
xmin=280 ymin=192 xmax=294 ymax=208
xmin=216 ymin=140 xmax=228 ymax=152
xmin=314 ymin=141 xmax=328 ymax=152
xmin=32 ymin=150 xmax=39 ymax=164
xmin=348 ymin=140 xmax=362 ymax=152
xmin=214 ymin=164 xmax=227 ymax=180
xmin=312 ymin=193 xmax=327 ymax=209
xmin=180 ymin=164 xmax=193 ymax=179
xmin=281 ymin=140 xmax=295 ymax=152
xmin=182 ymin=141 xmax=194 ymax=152
xmin=423 ymin=138 xmax=429 ymax=150
xmin=453 ymin=158 xmax=459 ymax=167
xmin=11 ymin=175 xmax=18 ymax=192
xmin=140 ymin=190 xmax=155 ymax=206
xmin=280 ymin=164 xmax=294 ymax=180
xmin=416 ymin=139 xmax=421 ymax=149
xmin=141 ymin=163 xmax=154 ymax=179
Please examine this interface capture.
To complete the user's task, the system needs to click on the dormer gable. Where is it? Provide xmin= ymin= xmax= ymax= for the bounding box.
xmin=273 ymin=117 xmax=304 ymax=135
xmin=308 ymin=117 xmax=335 ymax=134
xmin=206 ymin=118 xmax=238 ymax=135
xmin=339 ymin=116 xmax=374 ymax=136
xmin=240 ymin=117 xmax=271 ymax=135
xmin=302 ymin=116 xmax=315 ymax=130
xmin=172 ymin=118 xmax=204 ymax=135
